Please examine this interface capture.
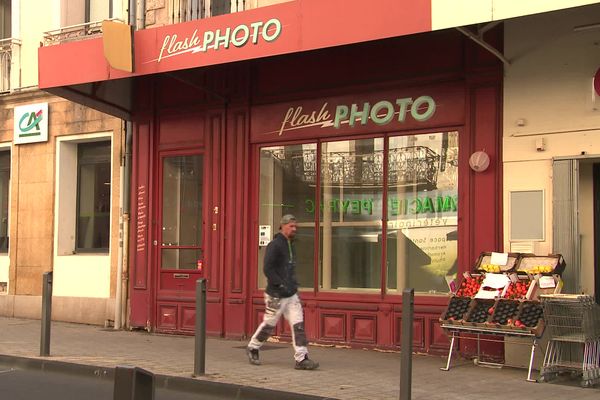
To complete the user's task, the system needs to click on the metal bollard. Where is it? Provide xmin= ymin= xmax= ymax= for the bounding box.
xmin=113 ymin=365 xmax=155 ymax=400
xmin=400 ymin=288 xmax=414 ymax=400
xmin=40 ymin=271 xmax=53 ymax=356
xmin=193 ymin=278 xmax=207 ymax=376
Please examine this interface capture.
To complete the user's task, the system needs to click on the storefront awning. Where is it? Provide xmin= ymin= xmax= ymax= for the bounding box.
xmin=38 ymin=0 xmax=432 ymax=119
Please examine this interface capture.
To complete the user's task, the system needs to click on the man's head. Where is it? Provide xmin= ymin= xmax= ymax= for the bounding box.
xmin=280 ymin=214 xmax=297 ymax=239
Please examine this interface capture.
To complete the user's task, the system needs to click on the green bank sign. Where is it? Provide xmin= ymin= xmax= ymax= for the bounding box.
xmin=14 ymin=103 xmax=49 ymax=145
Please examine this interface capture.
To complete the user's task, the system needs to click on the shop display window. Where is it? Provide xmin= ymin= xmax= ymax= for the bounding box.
xmin=257 ymin=131 xmax=459 ymax=294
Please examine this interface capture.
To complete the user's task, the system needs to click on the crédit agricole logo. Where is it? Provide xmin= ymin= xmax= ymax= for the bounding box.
xmin=18 ymin=109 xmax=44 ymax=138
xmin=14 ymin=103 xmax=49 ymax=144
xmin=152 ymin=18 xmax=282 ymax=63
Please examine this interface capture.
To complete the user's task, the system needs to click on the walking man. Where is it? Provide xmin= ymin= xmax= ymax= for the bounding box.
xmin=246 ymin=214 xmax=319 ymax=370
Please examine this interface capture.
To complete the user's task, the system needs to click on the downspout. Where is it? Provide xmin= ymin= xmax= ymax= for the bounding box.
xmin=114 ymin=1 xmax=137 ymax=330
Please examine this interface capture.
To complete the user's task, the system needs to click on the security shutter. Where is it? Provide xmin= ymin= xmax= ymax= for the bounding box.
xmin=552 ymin=159 xmax=580 ymax=293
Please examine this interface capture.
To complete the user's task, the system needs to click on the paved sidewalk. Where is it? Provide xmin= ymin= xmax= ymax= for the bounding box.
xmin=0 ymin=316 xmax=598 ymax=399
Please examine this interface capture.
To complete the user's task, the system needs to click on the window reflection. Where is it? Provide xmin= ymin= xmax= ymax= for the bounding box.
xmin=256 ymin=131 xmax=459 ymax=294
xmin=258 ymin=145 xmax=316 ymax=289
xmin=386 ymin=132 xmax=459 ymax=293
xmin=319 ymin=139 xmax=384 ymax=291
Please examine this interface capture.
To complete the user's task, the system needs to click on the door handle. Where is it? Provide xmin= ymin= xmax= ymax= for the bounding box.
xmin=212 ymin=223 xmax=217 ymax=231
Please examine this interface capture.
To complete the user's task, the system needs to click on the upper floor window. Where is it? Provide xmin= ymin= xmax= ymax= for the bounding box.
xmin=0 ymin=0 xmax=11 ymax=39
xmin=76 ymin=141 xmax=111 ymax=252
xmin=62 ymin=0 xmax=112 ymax=26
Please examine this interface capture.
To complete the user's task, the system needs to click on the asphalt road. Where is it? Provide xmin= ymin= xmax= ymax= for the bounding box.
xmin=0 ymin=365 xmax=253 ymax=400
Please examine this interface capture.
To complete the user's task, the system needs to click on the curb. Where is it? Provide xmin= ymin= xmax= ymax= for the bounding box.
xmin=0 ymin=354 xmax=337 ymax=400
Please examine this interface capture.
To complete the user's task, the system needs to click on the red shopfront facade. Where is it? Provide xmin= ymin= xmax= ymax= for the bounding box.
xmin=39 ymin=1 xmax=503 ymax=353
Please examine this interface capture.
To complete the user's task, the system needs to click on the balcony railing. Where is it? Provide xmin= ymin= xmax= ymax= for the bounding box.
xmin=42 ymin=19 xmax=124 ymax=46
xmin=0 ymin=38 xmax=21 ymax=93
xmin=171 ymin=0 xmax=247 ymax=23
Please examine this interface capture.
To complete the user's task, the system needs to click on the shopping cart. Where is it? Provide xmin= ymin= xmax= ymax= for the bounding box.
xmin=539 ymin=294 xmax=600 ymax=387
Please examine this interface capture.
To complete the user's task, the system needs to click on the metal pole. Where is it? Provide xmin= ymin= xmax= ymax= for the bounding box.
xmin=193 ymin=278 xmax=206 ymax=376
xmin=40 ymin=271 xmax=53 ymax=356
xmin=400 ymin=288 xmax=414 ymax=400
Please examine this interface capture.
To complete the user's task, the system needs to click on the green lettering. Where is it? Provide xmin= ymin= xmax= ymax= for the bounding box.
xmin=351 ymin=200 xmax=360 ymax=214
xmin=342 ymin=199 xmax=350 ymax=213
xmin=370 ymin=101 xmax=394 ymax=125
xmin=362 ymin=199 xmax=373 ymax=215
xmin=421 ymin=197 xmax=434 ymax=213
xmin=334 ymin=105 xmax=348 ymax=128
xmin=390 ymin=199 xmax=399 ymax=216
xmin=305 ymin=199 xmax=314 ymax=213
xmin=349 ymin=102 xmax=370 ymax=127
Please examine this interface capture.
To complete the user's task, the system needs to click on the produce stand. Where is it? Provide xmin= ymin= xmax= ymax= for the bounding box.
xmin=440 ymin=252 xmax=565 ymax=382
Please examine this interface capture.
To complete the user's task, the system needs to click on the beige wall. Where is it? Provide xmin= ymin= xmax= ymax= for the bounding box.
xmin=503 ymin=4 xmax=600 ymax=295
xmin=0 ymin=91 xmax=122 ymax=324
xmin=432 ymin=0 xmax=600 ymax=31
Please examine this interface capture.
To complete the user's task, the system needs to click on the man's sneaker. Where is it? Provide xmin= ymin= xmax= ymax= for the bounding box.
xmin=295 ymin=356 xmax=319 ymax=370
xmin=246 ymin=347 xmax=261 ymax=365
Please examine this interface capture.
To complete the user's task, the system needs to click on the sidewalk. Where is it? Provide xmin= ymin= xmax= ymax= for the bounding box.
xmin=0 ymin=316 xmax=598 ymax=400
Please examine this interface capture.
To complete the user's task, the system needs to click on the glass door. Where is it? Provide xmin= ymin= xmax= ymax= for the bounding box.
xmin=156 ymin=153 xmax=204 ymax=332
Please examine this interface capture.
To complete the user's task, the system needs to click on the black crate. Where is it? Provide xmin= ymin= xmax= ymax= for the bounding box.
xmin=440 ymin=296 xmax=472 ymax=325
xmin=464 ymin=299 xmax=495 ymax=326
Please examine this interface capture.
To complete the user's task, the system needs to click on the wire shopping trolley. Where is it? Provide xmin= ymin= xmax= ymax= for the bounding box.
xmin=539 ymin=294 xmax=600 ymax=387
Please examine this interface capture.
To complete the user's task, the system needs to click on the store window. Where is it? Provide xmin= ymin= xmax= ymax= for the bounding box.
xmin=0 ymin=151 xmax=9 ymax=253
xmin=160 ymin=155 xmax=203 ymax=270
xmin=258 ymin=145 xmax=316 ymax=289
xmin=256 ymin=131 xmax=459 ymax=294
xmin=76 ymin=141 xmax=111 ymax=252
xmin=386 ymin=132 xmax=459 ymax=293
xmin=320 ymin=138 xmax=384 ymax=291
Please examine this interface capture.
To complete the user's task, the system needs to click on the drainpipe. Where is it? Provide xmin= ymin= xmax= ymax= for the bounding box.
xmin=115 ymin=121 xmax=133 ymax=330
xmin=136 ymin=0 xmax=146 ymax=30
xmin=114 ymin=2 xmax=138 ymax=329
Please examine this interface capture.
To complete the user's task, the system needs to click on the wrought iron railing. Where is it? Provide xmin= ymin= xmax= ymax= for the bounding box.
xmin=171 ymin=0 xmax=247 ymax=23
xmin=0 ymin=38 xmax=20 ymax=93
xmin=43 ymin=19 xmax=124 ymax=46
xmin=270 ymin=146 xmax=441 ymax=190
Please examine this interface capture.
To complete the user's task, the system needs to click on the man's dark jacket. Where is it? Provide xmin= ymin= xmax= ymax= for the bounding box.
xmin=264 ymin=232 xmax=298 ymax=298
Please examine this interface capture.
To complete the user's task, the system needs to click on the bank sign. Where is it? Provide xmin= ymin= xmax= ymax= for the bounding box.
xmin=14 ymin=103 xmax=49 ymax=144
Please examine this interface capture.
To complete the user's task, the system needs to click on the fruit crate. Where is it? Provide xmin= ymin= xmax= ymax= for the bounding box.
xmin=526 ymin=275 xmax=563 ymax=300
xmin=440 ymin=296 xmax=472 ymax=325
xmin=511 ymin=300 xmax=545 ymax=337
xmin=475 ymin=252 xmax=519 ymax=274
xmin=515 ymin=253 xmax=566 ymax=276
xmin=501 ymin=275 xmax=534 ymax=300
xmin=463 ymin=298 xmax=495 ymax=327
xmin=488 ymin=299 xmax=520 ymax=329
xmin=454 ymin=273 xmax=484 ymax=298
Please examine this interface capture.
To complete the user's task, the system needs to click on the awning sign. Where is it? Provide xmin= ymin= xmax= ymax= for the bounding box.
xmin=14 ymin=103 xmax=49 ymax=144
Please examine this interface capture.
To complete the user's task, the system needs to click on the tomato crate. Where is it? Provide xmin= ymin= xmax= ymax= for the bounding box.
xmin=515 ymin=253 xmax=566 ymax=276
xmin=440 ymin=296 xmax=472 ymax=325
xmin=501 ymin=274 xmax=535 ymax=300
xmin=511 ymin=300 xmax=546 ymax=337
xmin=463 ymin=298 xmax=495 ymax=327
xmin=474 ymin=251 xmax=519 ymax=274
xmin=454 ymin=273 xmax=484 ymax=298
xmin=488 ymin=299 xmax=520 ymax=329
